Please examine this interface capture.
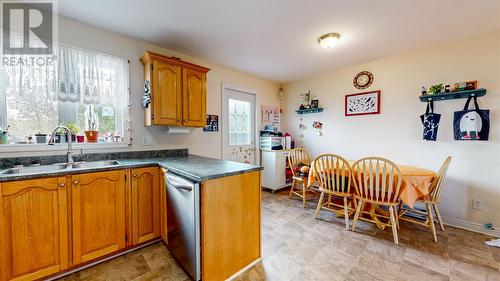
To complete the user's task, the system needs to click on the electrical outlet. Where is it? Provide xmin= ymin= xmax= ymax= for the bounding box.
xmin=142 ymin=136 xmax=152 ymax=146
xmin=473 ymin=199 xmax=484 ymax=210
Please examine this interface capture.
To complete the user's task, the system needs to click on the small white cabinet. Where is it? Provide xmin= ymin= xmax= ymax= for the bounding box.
xmin=261 ymin=149 xmax=291 ymax=192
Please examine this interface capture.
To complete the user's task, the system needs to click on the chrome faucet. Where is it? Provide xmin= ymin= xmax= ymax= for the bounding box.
xmin=48 ymin=125 xmax=74 ymax=163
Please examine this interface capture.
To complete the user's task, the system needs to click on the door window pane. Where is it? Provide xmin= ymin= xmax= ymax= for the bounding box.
xmin=228 ymin=98 xmax=251 ymax=145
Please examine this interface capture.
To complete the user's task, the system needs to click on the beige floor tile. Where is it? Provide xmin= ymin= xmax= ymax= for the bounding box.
xmin=404 ymin=247 xmax=449 ymax=275
xmin=397 ymin=260 xmax=449 ymax=281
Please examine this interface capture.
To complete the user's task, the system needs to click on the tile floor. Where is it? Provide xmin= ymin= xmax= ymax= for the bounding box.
xmin=59 ymin=190 xmax=500 ymax=281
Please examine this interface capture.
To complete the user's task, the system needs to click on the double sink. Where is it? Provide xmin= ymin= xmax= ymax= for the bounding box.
xmin=0 ymin=160 xmax=121 ymax=175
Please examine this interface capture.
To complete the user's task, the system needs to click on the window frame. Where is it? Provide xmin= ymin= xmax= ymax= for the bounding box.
xmin=0 ymin=43 xmax=132 ymax=152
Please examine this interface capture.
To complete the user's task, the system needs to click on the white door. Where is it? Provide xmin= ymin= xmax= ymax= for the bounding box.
xmin=222 ymin=86 xmax=256 ymax=164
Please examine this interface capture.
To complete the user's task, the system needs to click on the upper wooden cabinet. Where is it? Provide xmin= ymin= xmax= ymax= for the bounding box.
xmin=0 ymin=177 xmax=68 ymax=281
xmin=130 ymin=167 xmax=160 ymax=245
xmin=141 ymin=51 xmax=210 ymax=127
xmin=71 ymin=170 xmax=126 ymax=265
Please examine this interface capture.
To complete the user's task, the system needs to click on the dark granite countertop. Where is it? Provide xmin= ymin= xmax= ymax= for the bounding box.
xmin=0 ymin=154 xmax=262 ymax=183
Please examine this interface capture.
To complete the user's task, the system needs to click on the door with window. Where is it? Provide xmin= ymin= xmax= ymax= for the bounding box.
xmin=222 ymin=86 xmax=256 ymax=164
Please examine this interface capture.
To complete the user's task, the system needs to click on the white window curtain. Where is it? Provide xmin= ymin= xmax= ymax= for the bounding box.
xmin=0 ymin=40 xmax=130 ymax=143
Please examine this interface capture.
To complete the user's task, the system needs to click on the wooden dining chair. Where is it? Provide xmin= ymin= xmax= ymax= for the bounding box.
xmin=351 ymin=157 xmax=402 ymax=244
xmin=313 ymin=154 xmax=355 ymax=230
xmin=398 ymin=157 xmax=452 ymax=242
xmin=288 ymin=148 xmax=313 ymax=207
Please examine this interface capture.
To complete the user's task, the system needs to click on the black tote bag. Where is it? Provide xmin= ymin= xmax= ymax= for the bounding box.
xmin=420 ymin=101 xmax=441 ymax=141
xmin=453 ymin=96 xmax=490 ymax=141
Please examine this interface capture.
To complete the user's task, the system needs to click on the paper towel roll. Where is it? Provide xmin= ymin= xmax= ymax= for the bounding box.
xmin=165 ymin=127 xmax=190 ymax=134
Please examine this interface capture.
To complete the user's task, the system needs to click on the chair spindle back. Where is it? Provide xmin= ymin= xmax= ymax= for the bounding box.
xmin=314 ymin=154 xmax=352 ymax=194
xmin=287 ymin=148 xmax=312 ymax=178
xmin=430 ymin=156 xmax=452 ymax=202
xmin=352 ymin=157 xmax=402 ymax=204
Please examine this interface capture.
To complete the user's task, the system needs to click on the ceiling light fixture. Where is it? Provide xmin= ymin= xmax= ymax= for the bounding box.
xmin=318 ymin=32 xmax=341 ymax=49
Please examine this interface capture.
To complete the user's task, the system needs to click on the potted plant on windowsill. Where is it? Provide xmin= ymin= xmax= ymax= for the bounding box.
xmin=84 ymin=104 xmax=99 ymax=143
xmin=0 ymin=126 xmax=9 ymax=144
xmin=66 ymin=122 xmax=80 ymax=142
xmin=34 ymin=132 xmax=48 ymax=144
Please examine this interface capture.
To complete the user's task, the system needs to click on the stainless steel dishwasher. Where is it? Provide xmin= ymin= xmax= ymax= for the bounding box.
xmin=165 ymin=172 xmax=201 ymax=281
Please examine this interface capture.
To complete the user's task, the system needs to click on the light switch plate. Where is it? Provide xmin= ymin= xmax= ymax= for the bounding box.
xmin=142 ymin=136 xmax=152 ymax=146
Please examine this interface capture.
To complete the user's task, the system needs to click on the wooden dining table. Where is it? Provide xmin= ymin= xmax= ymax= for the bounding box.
xmin=307 ymin=160 xmax=437 ymax=229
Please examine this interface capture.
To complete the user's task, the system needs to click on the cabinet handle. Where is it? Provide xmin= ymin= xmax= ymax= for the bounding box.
xmin=73 ymin=180 xmax=79 ymax=185
xmin=59 ymin=183 xmax=65 ymax=188
xmin=133 ymin=174 xmax=137 ymax=177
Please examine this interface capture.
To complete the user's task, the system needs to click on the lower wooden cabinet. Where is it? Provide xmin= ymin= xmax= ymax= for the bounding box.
xmin=71 ymin=170 xmax=126 ymax=264
xmin=131 ymin=167 xmax=160 ymax=245
xmin=0 ymin=177 xmax=69 ymax=281
xmin=0 ymin=167 xmax=162 ymax=281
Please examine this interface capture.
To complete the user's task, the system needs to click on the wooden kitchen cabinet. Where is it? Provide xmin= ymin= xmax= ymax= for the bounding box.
xmin=141 ymin=51 xmax=210 ymax=127
xmin=71 ymin=170 xmax=126 ymax=264
xmin=130 ymin=167 xmax=160 ymax=245
xmin=0 ymin=177 xmax=69 ymax=281
xmin=182 ymin=68 xmax=207 ymax=127
xmin=151 ymin=60 xmax=183 ymax=126
xmin=201 ymin=171 xmax=261 ymax=281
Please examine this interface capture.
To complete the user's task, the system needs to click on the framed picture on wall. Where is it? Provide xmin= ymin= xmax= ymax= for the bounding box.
xmin=345 ymin=90 xmax=381 ymax=116
xmin=204 ymin=114 xmax=219 ymax=132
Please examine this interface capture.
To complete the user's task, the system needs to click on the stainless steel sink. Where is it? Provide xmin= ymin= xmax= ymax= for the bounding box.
xmin=0 ymin=160 xmax=121 ymax=175
xmin=70 ymin=160 xmax=121 ymax=169
xmin=0 ymin=163 xmax=70 ymax=175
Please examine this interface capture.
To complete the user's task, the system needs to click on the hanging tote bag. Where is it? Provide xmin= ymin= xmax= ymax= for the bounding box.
xmin=453 ymin=96 xmax=490 ymax=141
xmin=420 ymin=101 xmax=441 ymax=141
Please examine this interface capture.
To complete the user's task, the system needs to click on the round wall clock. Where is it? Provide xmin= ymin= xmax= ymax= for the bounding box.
xmin=353 ymin=71 xmax=374 ymax=89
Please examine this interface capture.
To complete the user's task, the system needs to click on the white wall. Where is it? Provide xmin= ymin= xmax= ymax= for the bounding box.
xmin=0 ymin=16 xmax=279 ymax=159
xmin=282 ymin=30 xmax=500 ymax=233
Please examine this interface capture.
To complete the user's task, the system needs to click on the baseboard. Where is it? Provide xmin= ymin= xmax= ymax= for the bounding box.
xmin=442 ymin=216 xmax=500 ymax=238
xmin=46 ymin=239 xmax=161 ymax=281
xmin=225 ymin=257 xmax=262 ymax=281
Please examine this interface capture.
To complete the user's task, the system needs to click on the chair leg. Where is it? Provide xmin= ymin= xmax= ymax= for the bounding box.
xmin=302 ymin=182 xmax=307 ymax=208
xmin=433 ymin=204 xmax=445 ymax=231
xmin=389 ymin=206 xmax=399 ymax=245
xmin=352 ymin=200 xmax=363 ymax=231
xmin=315 ymin=192 xmax=324 ymax=219
xmin=426 ymin=203 xmax=438 ymax=242
xmin=288 ymin=179 xmax=296 ymax=199
xmin=343 ymin=197 xmax=349 ymax=230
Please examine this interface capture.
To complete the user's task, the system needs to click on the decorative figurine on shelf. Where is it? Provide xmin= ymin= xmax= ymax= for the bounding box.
xmin=299 ymin=104 xmax=306 ymax=110
xmin=311 ymin=99 xmax=319 ymax=109
xmin=444 ymin=84 xmax=451 ymax=93
xmin=421 ymin=86 xmax=427 ymax=95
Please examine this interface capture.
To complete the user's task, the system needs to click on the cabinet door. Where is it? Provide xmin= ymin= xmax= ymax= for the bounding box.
xmin=153 ymin=60 xmax=182 ymax=126
xmin=131 ymin=167 xmax=160 ymax=245
xmin=71 ymin=170 xmax=126 ymax=264
xmin=182 ymin=68 xmax=206 ymax=127
xmin=0 ymin=177 xmax=68 ymax=281
xmin=159 ymin=168 xmax=168 ymax=244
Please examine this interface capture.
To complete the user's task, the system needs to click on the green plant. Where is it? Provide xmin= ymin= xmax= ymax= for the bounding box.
xmin=84 ymin=104 xmax=99 ymax=131
xmin=66 ymin=122 xmax=80 ymax=135
xmin=428 ymin=84 xmax=443 ymax=94
xmin=0 ymin=125 xmax=9 ymax=135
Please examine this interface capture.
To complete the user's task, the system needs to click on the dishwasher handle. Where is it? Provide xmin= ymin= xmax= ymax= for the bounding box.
xmin=166 ymin=175 xmax=193 ymax=192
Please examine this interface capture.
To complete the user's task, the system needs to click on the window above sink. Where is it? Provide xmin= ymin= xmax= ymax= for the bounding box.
xmin=0 ymin=37 xmax=131 ymax=150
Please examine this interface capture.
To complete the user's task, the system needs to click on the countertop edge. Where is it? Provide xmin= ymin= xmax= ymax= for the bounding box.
xmin=0 ymin=159 xmax=263 ymax=183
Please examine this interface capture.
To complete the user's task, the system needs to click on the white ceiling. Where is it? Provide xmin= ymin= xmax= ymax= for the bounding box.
xmin=58 ymin=0 xmax=500 ymax=82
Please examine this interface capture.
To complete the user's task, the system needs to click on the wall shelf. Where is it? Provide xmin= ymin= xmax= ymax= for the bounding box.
xmin=419 ymin=88 xmax=486 ymax=102
xmin=295 ymin=108 xmax=324 ymax=114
